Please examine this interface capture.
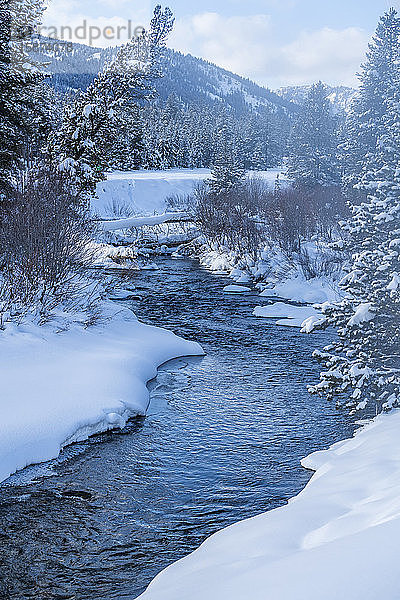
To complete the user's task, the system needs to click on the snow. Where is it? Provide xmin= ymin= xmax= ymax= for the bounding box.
xmin=138 ymin=410 xmax=400 ymax=600
xmin=348 ymin=302 xmax=375 ymax=326
xmin=92 ymin=169 xmax=210 ymax=219
xmin=301 ymin=314 xmax=327 ymax=333
xmin=260 ymin=276 xmax=340 ymax=304
xmin=230 ymin=269 xmax=252 ymax=284
xmin=0 ymin=305 xmax=203 ymax=484
xmin=83 ymin=103 xmax=94 ymax=118
xmin=223 ymin=285 xmax=252 ymax=294
xmin=387 ymin=273 xmax=400 ymax=291
xmin=100 ymin=212 xmax=188 ymax=232
xmin=92 ymin=243 xmax=138 ymax=269
xmin=253 ymin=302 xmax=321 ymax=327
xmin=200 ymin=250 xmax=234 ymax=273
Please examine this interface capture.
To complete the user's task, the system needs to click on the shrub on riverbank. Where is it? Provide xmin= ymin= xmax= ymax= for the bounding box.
xmin=192 ymin=177 xmax=348 ymax=280
xmin=0 ymin=167 xmax=103 ymax=326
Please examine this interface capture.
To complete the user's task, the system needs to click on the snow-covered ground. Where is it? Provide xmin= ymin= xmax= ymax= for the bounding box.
xmin=92 ymin=169 xmax=210 ymax=218
xmin=138 ymin=410 xmax=400 ymax=600
xmin=92 ymin=168 xmax=284 ymax=219
xmin=0 ymin=304 xmax=203 ymax=484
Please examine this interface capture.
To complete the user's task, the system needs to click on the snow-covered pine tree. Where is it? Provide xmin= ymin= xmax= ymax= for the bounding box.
xmin=22 ymin=82 xmax=62 ymax=169
xmin=208 ymin=119 xmax=246 ymax=195
xmin=0 ymin=0 xmax=45 ymax=198
xmin=305 ymin=9 xmax=400 ymax=414
xmin=52 ymin=5 xmax=174 ymax=200
xmin=287 ymin=81 xmax=339 ymax=188
xmin=342 ymin=8 xmax=400 ymax=198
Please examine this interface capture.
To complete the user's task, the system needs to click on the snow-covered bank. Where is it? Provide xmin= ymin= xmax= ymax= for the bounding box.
xmin=92 ymin=169 xmax=210 ymax=218
xmin=138 ymin=410 xmax=400 ymax=600
xmin=92 ymin=168 xmax=285 ymax=219
xmin=0 ymin=306 xmax=203 ymax=484
xmin=199 ymin=246 xmax=341 ymax=328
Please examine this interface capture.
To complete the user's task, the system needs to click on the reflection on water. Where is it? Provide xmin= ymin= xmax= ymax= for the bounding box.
xmin=0 ymin=258 xmax=355 ymax=600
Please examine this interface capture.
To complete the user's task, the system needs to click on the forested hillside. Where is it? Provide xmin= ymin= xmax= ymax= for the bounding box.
xmin=33 ymin=40 xmax=297 ymax=170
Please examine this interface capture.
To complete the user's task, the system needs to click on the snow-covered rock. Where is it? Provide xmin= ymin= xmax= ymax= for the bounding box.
xmin=260 ymin=276 xmax=340 ymax=304
xmin=253 ymin=302 xmax=320 ymax=327
xmin=223 ymin=285 xmax=252 ymax=294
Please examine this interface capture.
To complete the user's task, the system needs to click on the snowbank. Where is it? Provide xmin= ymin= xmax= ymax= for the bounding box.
xmin=92 ymin=169 xmax=210 ymax=218
xmin=223 ymin=285 xmax=252 ymax=294
xmin=260 ymin=275 xmax=340 ymax=304
xmin=138 ymin=410 xmax=400 ymax=600
xmin=0 ymin=307 xmax=203 ymax=484
xmin=253 ymin=302 xmax=320 ymax=327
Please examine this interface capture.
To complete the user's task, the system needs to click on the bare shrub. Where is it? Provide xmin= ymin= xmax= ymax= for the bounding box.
xmin=193 ymin=176 xmax=348 ymax=276
xmin=256 ymin=183 xmax=348 ymax=255
xmin=297 ymin=246 xmax=344 ymax=279
xmin=165 ymin=193 xmax=192 ymax=212
xmin=194 ymin=182 xmax=264 ymax=257
xmin=103 ymin=198 xmax=135 ymax=219
xmin=0 ymin=166 xmax=102 ymax=324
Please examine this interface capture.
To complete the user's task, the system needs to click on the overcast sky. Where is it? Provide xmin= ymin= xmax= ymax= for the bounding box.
xmin=42 ymin=0 xmax=400 ymax=89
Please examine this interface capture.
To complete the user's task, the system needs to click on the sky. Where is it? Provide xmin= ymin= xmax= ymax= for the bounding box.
xmin=42 ymin=0 xmax=400 ymax=89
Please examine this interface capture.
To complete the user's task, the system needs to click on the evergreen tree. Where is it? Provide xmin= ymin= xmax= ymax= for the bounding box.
xmin=0 ymin=0 xmax=45 ymax=198
xmin=208 ymin=120 xmax=246 ymax=194
xmin=306 ymin=10 xmax=400 ymax=414
xmin=342 ymin=8 xmax=400 ymax=197
xmin=287 ymin=82 xmax=339 ymax=188
xmin=52 ymin=5 xmax=174 ymax=200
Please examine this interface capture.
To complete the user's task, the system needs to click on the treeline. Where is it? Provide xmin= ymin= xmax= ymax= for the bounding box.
xmin=134 ymin=95 xmax=288 ymax=171
xmin=0 ymin=2 xmax=174 ymax=324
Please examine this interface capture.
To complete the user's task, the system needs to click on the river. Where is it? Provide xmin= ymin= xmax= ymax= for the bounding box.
xmin=0 ymin=257 xmax=356 ymax=600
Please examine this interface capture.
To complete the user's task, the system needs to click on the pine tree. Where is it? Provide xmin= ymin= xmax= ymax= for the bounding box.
xmin=208 ymin=120 xmax=246 ymax=195
xmin=306 ymin=10 xmax=400 ymax=414
xmin=52 ymin=5 xmax=174 ymax=200
xmin=287 ymin=82 xmax=339 ymax=188
xmin=342 ymin=8 xmax=400 ymax=197
xmin=0 ymin=0 xmax=45 ymax=198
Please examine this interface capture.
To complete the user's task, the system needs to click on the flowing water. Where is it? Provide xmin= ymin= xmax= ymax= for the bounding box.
xmin=0 ymin=257 xmax=356 ymax=600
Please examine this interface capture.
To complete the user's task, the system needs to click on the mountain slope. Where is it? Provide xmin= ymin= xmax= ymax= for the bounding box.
xmin=35 ymin=38 xmax=297 ymax=118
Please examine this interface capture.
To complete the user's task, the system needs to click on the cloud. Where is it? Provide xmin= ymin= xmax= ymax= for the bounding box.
xmin=170 ymin=12 xmax=370 ymax=89
xmin=41 ymin=0 xmax=150 ymax=47
xmin=170 ymin=13 xmax=273 ymax=77
xmin=281 ymin=27 xmax=369 ymax=86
